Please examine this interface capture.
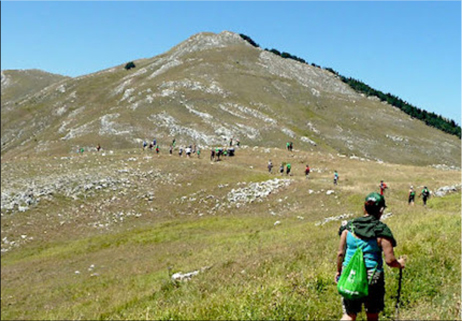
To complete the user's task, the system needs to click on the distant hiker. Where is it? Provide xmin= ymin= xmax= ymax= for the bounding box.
xmin=179 ymin=147 xmax=183 ymax=157
xmin=156 ymin=145 xmax=160 ymax=155
xmin=80 ymin=147 xmax=84 ymax=154
xmin=169 ymin=145 xmax=173 ymax=156
xmin=216 ymin=148 xmax=223 ymax=161
xmin=143 ymin=141 xmax=148 ymax=150
xmin=336 ymin=192 xmax=405 ymax=321
xmin=172 ymin=138 xmax=176 ymax=148
xmin=420 ymin=186 xmax=430 ymax=206
xmin=228 ymin=147 xmax=235 ymax=157
xmin=305 ymin=164 xmax=310 ymax=178
xmin=97 ymin=144 xmax=101 ymax=152
xmin=334 ymin=170 xmax=339 ymax=185
xmin=230 ymin=138 xmax=233 ymax=146
xmin=149 ymin=143 xmax=153 ymax=150
xmin=379 ymin=180 xmax=388 ymax=195
xmin=197 ymin=147 xmax=201 ymax=158
xmin=211 ymin=149 xmax=215 ymax=161
xmin=268 ymin=160 xmax=273 ymax=173
xmin=280 ymin=163 xmax=284 ymax=175
xmin=286 ymin=163 xmax=291 ymax=176
xmin=153 ymin=138 xmax=157 ymax=146
xmin=408 ymin=186 xmax=416 ymax=206
xmin=236 ymin=139 xmax=240 ymax=147
xmin=192 ymin=144 xmax=197 ymax=154
xmin=286 ymin=142 xmax=290 ymax=151
xmin=185 ymin=146 xmax=191 ymax=158
xmin=289 ymin=142 xmax=293 ymax=151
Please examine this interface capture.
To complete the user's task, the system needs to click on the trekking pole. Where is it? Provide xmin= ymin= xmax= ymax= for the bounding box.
xmin=395 ymin=268 xmax=403 ymax=320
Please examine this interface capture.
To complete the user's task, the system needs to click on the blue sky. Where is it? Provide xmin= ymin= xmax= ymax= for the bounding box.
xmin=2 ymin=1 xmax=460 ymax=124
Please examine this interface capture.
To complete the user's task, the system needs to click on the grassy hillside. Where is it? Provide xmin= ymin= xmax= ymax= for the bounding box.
xmin=1 ymin=32 xmax=460 ymax=167
xmin=1 ymin=69 xmax=69 ymax=103
xmin=1 ymin=145 xmax=460 ymax=320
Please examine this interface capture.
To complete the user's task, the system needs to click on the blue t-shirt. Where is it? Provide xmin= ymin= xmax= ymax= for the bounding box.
xmin=343 ymin=231 xmax=383 ymax=272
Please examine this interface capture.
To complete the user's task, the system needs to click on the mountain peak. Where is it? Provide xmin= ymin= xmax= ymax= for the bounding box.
xmin=169 ymin=31 xmax=252 ymax=58
xmin=1 ymin=32 xmax=460 ymax=167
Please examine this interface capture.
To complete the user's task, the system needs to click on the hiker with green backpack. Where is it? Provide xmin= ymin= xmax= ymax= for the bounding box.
xmin=336 ymin=192 xmax=406 ymax=321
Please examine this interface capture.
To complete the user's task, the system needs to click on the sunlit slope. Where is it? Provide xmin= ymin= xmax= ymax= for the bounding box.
xmin=1 ymin=31 xmax=460 ymax=167
xmin=1 ymin=145 xmax=460 ymax=320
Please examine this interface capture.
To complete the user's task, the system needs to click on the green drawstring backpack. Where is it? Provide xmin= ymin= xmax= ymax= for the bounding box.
xmin=337 ymin=224 xmax=377 ymax=300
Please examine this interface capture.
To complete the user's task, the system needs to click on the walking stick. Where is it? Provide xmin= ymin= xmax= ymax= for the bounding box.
xmin=395 ymin=268 xmax=403 ymax=320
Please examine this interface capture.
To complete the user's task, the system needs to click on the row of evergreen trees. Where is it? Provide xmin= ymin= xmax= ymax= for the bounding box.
xmin=239 ymin=34 xmax=460 ymax=138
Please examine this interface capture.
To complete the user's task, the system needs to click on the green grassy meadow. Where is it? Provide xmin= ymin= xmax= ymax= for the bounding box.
xmin=1 ymin=146 xmax=460 ymax=320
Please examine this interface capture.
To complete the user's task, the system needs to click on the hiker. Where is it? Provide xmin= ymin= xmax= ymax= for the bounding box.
xmin=289 ymin=142 xmax=293 ymax=151
xmin=153 ymin=138 xmax=156 ymax=147
xmin=216 ymin=148 xmax=222 ymax=161
xmin=96 ymin=144 xmax=101 ymax=152
xmin=408 ymin=186 xmax=416 ymax=206
xmin=379 ymin=180 xmax=388 ymax=196
xmin=172 ymin=138 xmax=176 ymax=148
xmin=419 ymin=186 xmax=430 ymax=206
xmin=305 ymin=164 xmax=310 ymax=178
xmin=179 ymin=147 xmax=183 ymax=157
xmin=280 ymin=163 xmax=284 ymax=175
xmin=336 ymin=192 xmax=406 ymax=321
xmin=228 ymin=147 xmax=235 ymax=157
xmin=185 ymin=146 xmax=191 ymax=158
xmin=156 ymin=145 xmax=160 ymax=155
xmin=197 ymin=147 xmax=201 ymax=158
xmin=268 ymin=160 xmax=273 ymax=173
xmin=210 ymin=149 xmax=215 ymax=161
xmin=79 ymin=147 xmax=84 ymax=154
xmin=236 ymin=139 xmax=240 ymax=147
xmin=334 ymin=170 xmax=339 ymax=185
xmin=169 ymin=145 xmax=173 ymax=156
xmin=230 ymin=138 xmax=233 ymax=146
xmin=286 ymin=163 xmax=291 ymax=176
xmin=149 ymin=143 xmax=153 ymax=150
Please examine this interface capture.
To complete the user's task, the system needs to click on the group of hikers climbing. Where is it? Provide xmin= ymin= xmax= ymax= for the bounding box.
xmin=141 ymin=137 xmax=241 ymax=162
xmin=269 ymin=159 xmax=431 ymax=207
xmin=267 ymin=160 xmax=293 ymax=176
xmin=142 ymin=138 xmax=160 ymax=155
xmin=84 ymin=137 xmax=438 ymax=319
xmin=286 ymin=141 xmax=294 ymax=151
xmin=408 ymin=185 xmax=430 ymax=206
xmin=142 ymin=138 xmax=205 ymax=158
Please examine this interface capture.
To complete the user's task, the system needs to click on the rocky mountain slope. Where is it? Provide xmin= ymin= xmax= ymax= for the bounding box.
xmin=1 ymin=31 xmax=460 ymax=167
xmin=1 ymin=69 xmax=69 ymax=103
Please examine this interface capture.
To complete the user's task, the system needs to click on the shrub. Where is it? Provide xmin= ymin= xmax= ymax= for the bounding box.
xmin=124 ymin=62 xmax=136 ymax=70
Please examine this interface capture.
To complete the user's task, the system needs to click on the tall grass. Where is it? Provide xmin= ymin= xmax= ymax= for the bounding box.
xmin=1 ymin=148 xmax=460 ymax=320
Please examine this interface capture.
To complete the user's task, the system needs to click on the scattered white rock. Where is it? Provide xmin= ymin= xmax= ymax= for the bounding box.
xmin=433 ymin=184 xmax=461 ymax=197
xmin=226 ymin=178 xmax=292 ymax=208
xmin=315 ymin=213 xmax=352 ymax=226
xmin=381 ymin=212 xmax=393 ymax=220
xmin=171 ymin=266 xmax=210 ymax=282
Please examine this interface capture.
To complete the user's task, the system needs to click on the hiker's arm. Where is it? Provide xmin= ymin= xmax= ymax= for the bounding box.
xmin=380 ymin=237 xmax=405 ymax=269
xmin=335 ymin=230 xmax=348 ymax=282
